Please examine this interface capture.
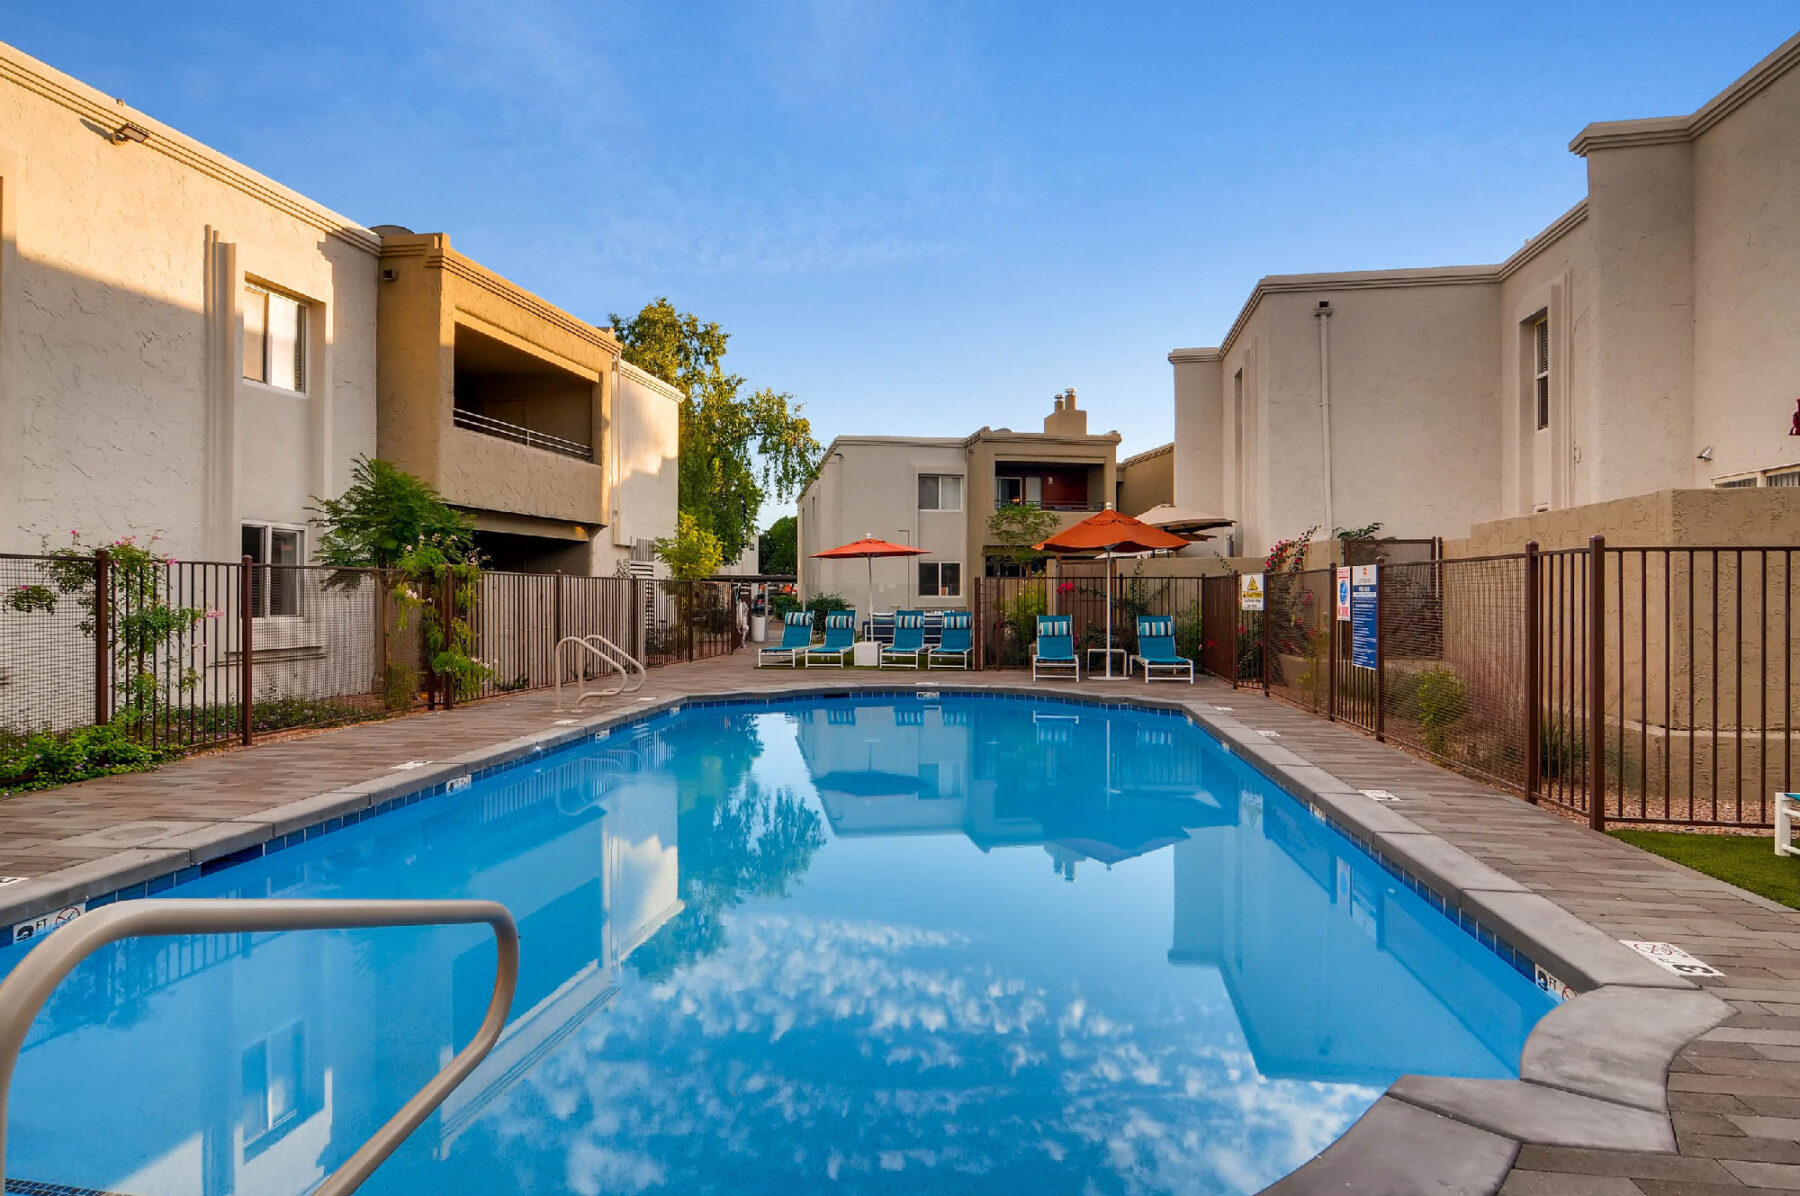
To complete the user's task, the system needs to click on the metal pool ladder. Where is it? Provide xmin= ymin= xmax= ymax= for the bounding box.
xmin=0 ymin=897 xmax=519 ymax=1196
xmin=555 ymin=632 xmax=647 ymax=709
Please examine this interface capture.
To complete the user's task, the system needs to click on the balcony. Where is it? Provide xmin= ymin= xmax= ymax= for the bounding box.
xmin=994 ymin=462 xmax=1103 ymax=513
xmin=452 ymin=407 xmax=591 ymax=460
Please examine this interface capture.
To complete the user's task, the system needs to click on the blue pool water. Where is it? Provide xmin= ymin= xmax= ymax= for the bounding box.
xmin=1 ymin=695 xmax=1553 ymax=1196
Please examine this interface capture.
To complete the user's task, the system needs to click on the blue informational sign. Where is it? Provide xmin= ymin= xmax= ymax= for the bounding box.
xmin=1350 ymin=564 xmax=1379 ymax=670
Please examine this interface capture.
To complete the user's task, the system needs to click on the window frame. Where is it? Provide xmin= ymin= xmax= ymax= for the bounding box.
xmin=917 ymin=473 xmax=965 ymax=513
xmin=241 ymin=522 xmax=306 ymax=620
xmin=1713 ymin=465 xmax=1800 ymax=489
xmin=1530 ymin=314 xmax=1551 ymax=432
xmin=241 ymin=282 xmax=309 ymax=395
xmin=917 ymin=560 xmax=963 ymax=599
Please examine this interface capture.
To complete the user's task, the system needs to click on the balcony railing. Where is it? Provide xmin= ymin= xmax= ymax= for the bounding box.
xmin=993 ymin=498 xmax=1100 ymax=512
xmin=453 ymin=408 xmax=592 ymax=461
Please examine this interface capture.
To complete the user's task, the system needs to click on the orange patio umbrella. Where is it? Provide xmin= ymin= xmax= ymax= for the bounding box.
xmin=1036 ymin=506 xmax=1188 ymax=677
xmin=811 ymin=535 xmax=930 ymax=633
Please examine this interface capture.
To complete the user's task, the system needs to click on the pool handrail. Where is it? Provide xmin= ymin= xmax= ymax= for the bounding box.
xmin=0 ymin=897 xmax=519 ymax=1196
xmin=554 ymin=633 xmax=645 ymax=709
xmin=583 ymin=631 xmax=647 ymax=695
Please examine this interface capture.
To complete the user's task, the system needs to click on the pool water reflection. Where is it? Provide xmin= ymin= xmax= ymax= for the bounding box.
xmin=1 ymin=696 xmax=1553 ymax=1196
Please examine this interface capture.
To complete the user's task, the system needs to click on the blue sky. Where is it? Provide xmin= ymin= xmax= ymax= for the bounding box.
xmin=5 ymin=3 xmax=1797 ymax=521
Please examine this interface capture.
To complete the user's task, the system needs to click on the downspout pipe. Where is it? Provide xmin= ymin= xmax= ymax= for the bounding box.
xmin=1315 ymin=301 xmax=1334 ymax=536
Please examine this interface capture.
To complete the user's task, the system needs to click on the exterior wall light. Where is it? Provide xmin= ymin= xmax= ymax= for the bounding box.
xmin=111 ymin=122 xmax=149 ymax=145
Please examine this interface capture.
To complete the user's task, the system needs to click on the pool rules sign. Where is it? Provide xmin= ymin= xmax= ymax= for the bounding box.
xmin=1350 ymin=565 xmax=1379 ymax=670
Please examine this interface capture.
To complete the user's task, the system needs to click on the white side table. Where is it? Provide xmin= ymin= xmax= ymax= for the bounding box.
xmin=1086 ymin=647 xmax=1130 ymax=680
xmin=852 ymin=640 xmax=881 ymax=668
xmin=1778 ymin=792 xmax=1799 ymax=858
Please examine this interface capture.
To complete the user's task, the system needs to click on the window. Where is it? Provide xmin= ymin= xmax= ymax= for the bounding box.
xmin=918 ymin=561 xmax=962 ymax=597
xmin=996 ymin=476 xmax=1024 ymax=506
xmin=242 ymin=1022 xmax=305 ymax=1145
xmin=1714 ymin=465 xmax=1800 ymax=489
xmin=242 ymin=524 xmax=303 ymax=617
xmin=1531 ymin=315 xmax=1550 ymax=431
xmin=918 ymin=474 xmax=963 ymax=511
xmin=243 ymin=286 xmax=306 ymax=391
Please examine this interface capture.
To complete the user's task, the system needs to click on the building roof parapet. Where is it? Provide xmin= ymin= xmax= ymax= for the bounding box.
xmin=0 ymin=41 xmax=381 ymax=256
xmin=1121 ymin=442 xmax=1175 ymax=468
xmin=381 ymin=233 xmax=622 ymax=357
xmin=1569 ymin=30 xmax=1800 ymax=156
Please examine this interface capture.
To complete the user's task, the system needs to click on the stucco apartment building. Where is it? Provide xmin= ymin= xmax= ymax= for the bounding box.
xmin=798 ymin=390 xmax=1121 ymax=612
xmin=0 ymin=39 xmax=676 ymax=577
xmin=1169 ymin=29 xmax=1800 ymax=557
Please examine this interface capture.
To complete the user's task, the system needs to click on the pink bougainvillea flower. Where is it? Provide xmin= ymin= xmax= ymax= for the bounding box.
xmin=205 ymin=608 xmax=225 ymax=619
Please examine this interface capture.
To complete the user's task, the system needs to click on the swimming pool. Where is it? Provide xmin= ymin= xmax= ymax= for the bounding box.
xmin=1 ymin=694 xmax=1554 ymax=1196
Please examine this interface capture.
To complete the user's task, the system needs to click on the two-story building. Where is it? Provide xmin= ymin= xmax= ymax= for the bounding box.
xmin=1168 ymin=28 xmax=1800 ymax=556
xmin=796 ymin=390 xmax=1121 ymax=611
xmin=0 ymin=38 xmax=678 ymax=576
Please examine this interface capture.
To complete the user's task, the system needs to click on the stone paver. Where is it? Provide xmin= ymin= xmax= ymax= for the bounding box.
xmin=2 ymin=653 xmax=1797 ymax=1194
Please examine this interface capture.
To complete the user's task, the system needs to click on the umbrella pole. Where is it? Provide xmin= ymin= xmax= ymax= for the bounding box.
xmin=867 ymin=556 xmax=875 ymax=641
xmin=1106 ymin=551 xmax=1116 ymax=678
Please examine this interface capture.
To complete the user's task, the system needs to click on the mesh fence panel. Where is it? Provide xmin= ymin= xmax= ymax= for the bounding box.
xmin=1380 ymin=556 xmax=1527 ymax=790
xmin=645 ymin=580 xmax=744 ymax=667
xmin=1265 ymin=569 xmax=1332 ymax=714
xmin=1 ymin=553 xmax=103 ymax=738
xmin=243 ymin=566 xmax=395 ymax=734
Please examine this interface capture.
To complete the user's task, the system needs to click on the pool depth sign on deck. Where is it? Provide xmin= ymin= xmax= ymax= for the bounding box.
xmin=1350 ymin=564 xmax=1379 ymax=670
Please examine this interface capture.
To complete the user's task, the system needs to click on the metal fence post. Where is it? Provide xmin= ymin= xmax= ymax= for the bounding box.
xmin=1327 ymin=588 xmax=1338 ymax=723
xmin=1588 ymin=534 xmax=1607 ymax=831
xmin=1524 ymin=541 xmax=1542 ymax=804
xmin=1260 ymin=582 xmax=1271 ymax=698
xmin=441 ymin=570 xmax=457 ymax=711
xmin=687 ymin=580 xmax=696 ymax=663
xmin=972 ymin=577 xmax=985 ymax=671
xmin=92 ymin=549 xmax=111 ymax=726
xmin=238 ymin=555 xmax=254 ymax=746
xmin=1374 ymin=565 xmax=1386 ymax=743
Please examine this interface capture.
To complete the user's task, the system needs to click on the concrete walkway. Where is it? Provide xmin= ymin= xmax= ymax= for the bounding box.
xmin=3 ymin=651 xmax=1797 ymax=1194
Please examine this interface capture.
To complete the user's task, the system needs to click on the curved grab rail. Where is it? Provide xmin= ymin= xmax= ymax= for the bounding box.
xmin=556 ymin=635 xmax=626 ymax=707
xmin=583 ymin=632 xmax=646 ymax=695
xmin=0 ymin=897 xmax=518 ymax=1196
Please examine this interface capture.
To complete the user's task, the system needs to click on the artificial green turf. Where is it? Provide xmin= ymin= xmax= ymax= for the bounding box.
xmin=1611 ymin=828 xmax=1800 ymax=910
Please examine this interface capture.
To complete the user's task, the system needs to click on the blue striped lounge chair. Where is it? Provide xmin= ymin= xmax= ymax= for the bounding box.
xmin=758 ymin=612 xmax=814 ymax=667
xmin=928 ymin=611 xmax=973 ymax=669
xmin=803 ymin=610 xmax=857 ymax=667
xmin=880 ymin=610 xmax=927 ymax=668
xmin=1133 ymin=615 xmax=1194 ymax=683
xmin=1032 ymin=615 xmax=1079 ymax=682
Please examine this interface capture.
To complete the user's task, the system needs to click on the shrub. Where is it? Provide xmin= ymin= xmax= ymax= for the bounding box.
xmin=1415 ymin=667 xmax=1468 ymax=753
xmin=383 ymin=662 xmax=419 ymax=710
xmin=804 ymin=593 xmax=850 ymax=631
xmin=1540 ymin=716 xmax=1586 ymax=779
xmin=0 ymin=718 xmax=170 ymax=795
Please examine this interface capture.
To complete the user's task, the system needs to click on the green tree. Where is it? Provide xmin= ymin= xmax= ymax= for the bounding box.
xmin=610 ymin=298 xmax=820 ymax=561
xmin=987 ymin=503 xmax=1060 ymax=568
xmin=758 ymin=515 xmax=797 ymax=575
xmin=309 ymin=456 xmax=474 ymax=569
xmin=654 ymin=511 xmax=725 ymax=580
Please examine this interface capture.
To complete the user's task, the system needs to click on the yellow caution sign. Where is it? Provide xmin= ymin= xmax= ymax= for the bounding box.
xmin=1239 ymin=572 xmax=1265 ymax=612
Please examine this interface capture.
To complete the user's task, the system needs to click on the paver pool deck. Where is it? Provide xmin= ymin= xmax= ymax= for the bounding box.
xmin=3 ymin=651 xmax=1798 ymax=1196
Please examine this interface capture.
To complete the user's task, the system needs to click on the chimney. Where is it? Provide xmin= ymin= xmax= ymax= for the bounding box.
xmin=1043 ymin=386 xmax=1088 ymax=436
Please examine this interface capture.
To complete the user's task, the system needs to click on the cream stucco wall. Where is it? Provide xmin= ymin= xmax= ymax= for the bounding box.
xmin=0 ymin=41 xmax=379 ymax=560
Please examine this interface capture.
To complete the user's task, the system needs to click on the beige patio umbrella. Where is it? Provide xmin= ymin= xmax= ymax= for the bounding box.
xmin=1134 ymin=505 xmax=1235 ymax=537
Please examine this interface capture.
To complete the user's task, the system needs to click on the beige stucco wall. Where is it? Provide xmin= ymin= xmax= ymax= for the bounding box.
xmin=1459 ymin=487 xmax=1800 ymax=556
xmin=1117 ymin=445 xmax=1174 ymax=516
xmin=1170 ymin=30 xmax=1800 ymax=558
xmin=1689 ymin=52 xmax=1800 ymax=485
xmin=798 ymin=436 xmax=967 ymax=613
xmin=0 ymin=41 xmax=379 ymax=560
xmin=589 ymin=359 xmax=680 ymax=575
xmin=376 ymin=232 xmax=616 ymax=533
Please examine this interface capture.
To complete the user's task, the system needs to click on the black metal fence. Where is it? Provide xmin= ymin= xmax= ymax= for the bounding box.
xmin=2 ymin=552 xmax=742 ymax=765
xmin=1212 ymin=538 xmax=1799 ymax=830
